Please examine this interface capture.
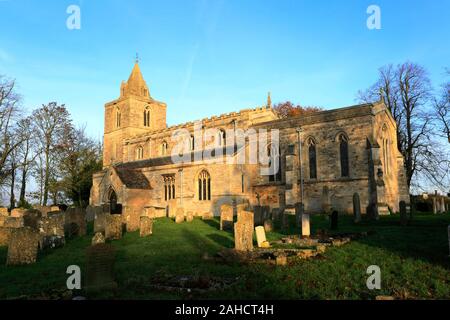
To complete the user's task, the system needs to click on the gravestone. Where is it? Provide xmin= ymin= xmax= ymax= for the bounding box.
xmin=234 ymin=210 xmax=254 ymax=251
xmin=0 ymin=227 xmax=12 ymax=246
xmin=262 ymin=206 xmax=271 ymax=222
xmin=302 ymin=214 xmax=311 ymax=238
xmin=353 ymin=193 xmax=361 ymax=223
xmin=139 ymin=216 xmax=153 ymax=237
xmin=220 ymin=204 xmax=234 ymax=231
xmin=255 ymin=226 xmax=270 ymax=248
xmin=11 ymin=208 xmax=26 ymax=218
xmin=0 ymin=216 xmax=5 ymax=227
xmin=264 ymin=219 xmax=273 ymax=233
xmin=281 ymin=212 xmax=289 ymax=232
xmin=0 ymin=207 xmax=8 ymax=217
xmin=175 ymin=208 xmax=185 ymax=224
xmin=236 ymin=203 xmax=248 ymax=215
xmin=41 ymin=235 xmax=65 ymax=250
xmin=330 ymin=211 xmax=338 ymax=230
xmin=23 ymin=209 xmax=42 ymax=230
xmin=85 ymin=244 xmax=117 ymax=295
xmin=105 ymin=214 xmax=123 ymax=240
xmin=6 ymin=227 xmax=40 ymax=265
xmin=253 ymin=206 xmax=263 ymax=226
xmin=123 ymin=207 xmax=140 ymax=232
xmin=186 ymin=211 xmax=194 ymax=222
xmin=271 ymin=208 xmax=281 ymax=222
xmin=441 ymin=198 xmax=445 ymax=214
xmin=42 ymin=212 xmax=65 ymax=237
xmin=92 ymin=232 xmax=105 ymax=245
xmin=433 ymin=197 xmax=437 ymax=214
xmin=295 ymin=203 xmax=304 ymax=227
xmin=400 ymin=201 xmax=408 ymax=226
xmin=202 ymin=212 xmax=214 ymax=220
xmin=86 ymin=206 xmax=101 ymax=223
xmin=3 ymin=217 xmax=23 ymax=228
xmin=65 ymin=208 xmax=87 ymax=237
xmin=94 ymin=211 xmax=107 ymax=234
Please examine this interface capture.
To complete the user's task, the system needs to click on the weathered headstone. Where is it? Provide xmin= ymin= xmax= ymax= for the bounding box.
xmin=220 ymin=204 xmax=234 ymax=231
xmin=42 ymin=212 xmax=65 ymax=237
xmin=301 ymin=214 xmax=311 ymax=238
xmin=400 ymin=201 xmax=408 ymax=226
xmin=124 ymin=207 xmax=140 ymax=232
xmin=295 ymin=202 xmax=304 ymax=227
xmin=271 ymin=208 xmax=281 ymax=222
xmin=85 ymin=244 xmax=117 ymax=295
xmin=23 ymin=209 xmax=42 ymax=230
xmin=175 ymin=208 xmax=185 ymax=224
xmin=94 ymin=211 xmax=107 ymax=234
xmin=330 ymin=211 xmax=338 ymax=230
xmin=202 ymin=212 xmax=214 ymax=220
xmin=262 ymin=206 xmax=271 ymax=222
xmin=0 ymin=227 xmax=13 ymax=246
xmin=6 ymin=227 xmax=40 ymax=265
xmin=281 ymin=212 xmax=289 ymax=232
xmin=264 ymin=219 xmax=273 ymax=233
xmin=441 ymin=197 xmax=445 ymax=214
xmin=3 ymin=217 xmax=23 ymax=228
xmin=105 ymin=214 xmax=122 ymax=240
xmin=139 ymin=216 xmax=153 ymax=237
xmin=253 ymin=206 xmax=263 ymax=226
xmin=234 ymin=210 xmax=254 ymax=251
xmin=0 ymin=207 xmax=8 ymax=217
xmin=353 ymin=193 xmax=361 ymax=223
xmin=186 ymin=211 xmax=194 ymax=222
xmin=255 ymin=226 xmax=270 ymax=248
xmin=65 ymin=208 xmax=87 ymax=237
xmin=10 ymin=208 xmax=26 ymax=218
xmin=236 ymin=203 xmax=248 ymax=215
xmin=92 ymin=232 xmax=105 ymax=245
xmin=86 ymin=205 xmax=101 ymax=223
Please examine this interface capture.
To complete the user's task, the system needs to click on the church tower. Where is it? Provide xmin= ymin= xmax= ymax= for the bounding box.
xmin=103 ymin=61 xmax=167 ymax=168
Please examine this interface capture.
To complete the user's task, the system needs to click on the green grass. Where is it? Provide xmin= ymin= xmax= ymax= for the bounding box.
xmin=0 ymin=213 xmax=449 ymax=300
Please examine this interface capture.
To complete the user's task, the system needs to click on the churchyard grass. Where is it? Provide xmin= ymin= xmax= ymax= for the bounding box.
xmin=0 ymin=213 xmax=448 ymax=299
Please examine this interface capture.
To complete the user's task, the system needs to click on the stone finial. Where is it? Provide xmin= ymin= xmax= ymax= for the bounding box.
xmin=379 ymin=87 xmax=385 ymax=103
xmin=267 ymin=92 xmax=272 ymax=108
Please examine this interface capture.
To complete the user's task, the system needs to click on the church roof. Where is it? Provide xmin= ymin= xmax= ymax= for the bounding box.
xmin=114 ymin=167 xmax=152 ymax=189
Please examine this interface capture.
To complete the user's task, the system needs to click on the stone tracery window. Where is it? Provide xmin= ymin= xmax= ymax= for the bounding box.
xmin=307 ymin=138 xmax=317 ymax=179
xmin=164 ymin=175 xmax=175 ymax=201
xmin=217 ymin=129 xmax=226 ymax=147
xmin=198 ymin=170 xmax=211 ymax=201
xmin=338 ymin=133 xmax=349 ymax=177
xmin=116 ymin=108 xmax=121 ymax=128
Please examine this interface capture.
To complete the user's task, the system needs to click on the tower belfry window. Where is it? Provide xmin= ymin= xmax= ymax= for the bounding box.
xmin=144 ymin=108 xmax=151 ymax=127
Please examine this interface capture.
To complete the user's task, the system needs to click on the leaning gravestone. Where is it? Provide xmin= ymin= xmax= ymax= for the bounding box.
xmin=330 ymin=211 xmax=338 ymax=230
xmin=255 ymin=226 xmax=270 ymax=248
xmin=253 ymin=206 xmax=263 ymax=226
xmin=175 ymin=208 xmax=185 ymax=224
xmin=400 ymin=201 xmax=408 ymax=226
xmin=140 ymin=216 xmax=153 ymax=237
xmin=85 ymin=243 xmax=117 ymax=295
xmin=264 ymin=219 xmax=273 ymax=233
xmin=353 ymin=193 xmax=361 ymax=223
xmin=92 ymin=232 xmax=105 ymax=245
xmin=94 ymin=211 xmax=107 ymax=234
xmin=6 ymin=227 xmax=40 ymax=265
xmin=105 ymin=214 xmax=122 ymax=240
xmin=220 ymin=204 xmax=234 ymax=231
xmin=234 ymin=210 xmax=254 ymax=251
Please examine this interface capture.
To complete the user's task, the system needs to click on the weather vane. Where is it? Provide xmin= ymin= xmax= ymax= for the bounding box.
xmin=135 ymin=52 xmax=140 ymax=64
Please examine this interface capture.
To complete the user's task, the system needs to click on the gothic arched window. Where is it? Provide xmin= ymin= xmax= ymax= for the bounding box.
xmin=161 ymin=141 xmax=168 ymax=156
xmin=116 ymin=108 xmax=121 ymax=128
xmin=308 ymin=138 xmax=317 ymax=179
xmin=338 ymin=134 xmax=349 ymax=177
xmin=268 ymin=144 xmax=282 ymax=182
xmin=144 ymin=108 xmax=151 ymax=127
xmin=190 ymin=135 xmax=195 ymax=151
xmin=164 ymin=175 xmax=175 ymax=201
xmin=136 ymin=146 xmax=144 ymax=160
xmin=198 ymin=170 xmax=211 ymax=201
xmin=217 ymin=129 xmax=226 ymax=147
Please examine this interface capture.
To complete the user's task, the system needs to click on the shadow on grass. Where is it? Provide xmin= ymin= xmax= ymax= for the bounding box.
xmin=201 ymin=218 xmax=220 ymax=230
xmin=207 ymin=234 xmax=234 ymax=248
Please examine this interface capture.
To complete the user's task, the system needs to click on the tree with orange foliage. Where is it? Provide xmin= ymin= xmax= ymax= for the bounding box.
xmin=273 ymin=101 xmax=322 ymax=118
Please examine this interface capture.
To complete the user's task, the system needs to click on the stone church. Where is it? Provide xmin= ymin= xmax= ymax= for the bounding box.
xmin=89 ymin=62 xmax=409 ymax=226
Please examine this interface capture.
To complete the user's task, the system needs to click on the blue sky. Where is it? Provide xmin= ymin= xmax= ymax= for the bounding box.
xmin=0 ymin=0 xmax=449 ymax=140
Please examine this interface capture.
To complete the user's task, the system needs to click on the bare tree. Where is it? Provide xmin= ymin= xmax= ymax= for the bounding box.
xmin=32 ymin=102 xmax=73 ymax=205
xmin=357 ymin=62 xmax=449 ymax=191
xmin=434 ymin=69 xmax=450 ymax=143
xmin=0 ymin=76 xmax=23 ymax=187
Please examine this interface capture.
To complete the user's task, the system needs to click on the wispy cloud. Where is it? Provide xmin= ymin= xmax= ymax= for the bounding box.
xmin=179 ymin=43 xmax=200 ymax=103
